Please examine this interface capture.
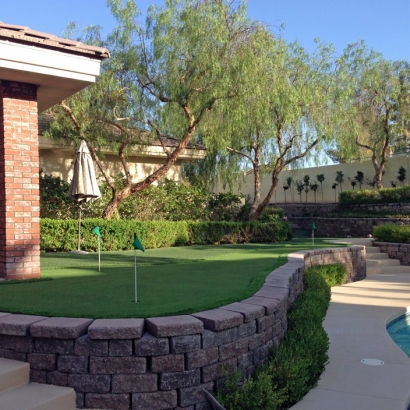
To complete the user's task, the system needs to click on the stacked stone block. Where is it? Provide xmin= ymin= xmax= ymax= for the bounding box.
xmin=374 ymin=242 xmax=410 ymax=266
xmin=0 ymin=246 xmax=365 ymax=410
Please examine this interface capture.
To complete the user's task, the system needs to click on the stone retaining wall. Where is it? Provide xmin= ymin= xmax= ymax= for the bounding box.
xmin=0 ymin=246 xmax=365 ymax=410
xmin=292 ymin=217 xmax=410 ymax=238
xmin=373 ymin=242 xmax=410 ymax=265
xmin=277 ymin=203 xmax=410 ymax=218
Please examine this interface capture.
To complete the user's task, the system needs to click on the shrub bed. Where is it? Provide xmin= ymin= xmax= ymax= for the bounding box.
xmin=373 ymin=224 xmax=410 ymax=243
xmin=40 ymin=219 xmax=293 ymax=252
xmin=339 ymin=185 xmax=410 ymax=205
xmin=219 ymin=264 xmax=347 ymax=410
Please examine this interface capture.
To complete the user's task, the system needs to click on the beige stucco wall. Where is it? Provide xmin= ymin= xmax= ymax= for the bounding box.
xmin=214 ymin=154 xmax=410 ymax=203
xmin=39 ymin=148 xmax=184 ymax=184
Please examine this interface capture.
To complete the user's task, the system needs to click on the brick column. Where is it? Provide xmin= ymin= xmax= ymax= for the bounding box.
xmin=0 ymin=80 xmax=40 ymax=280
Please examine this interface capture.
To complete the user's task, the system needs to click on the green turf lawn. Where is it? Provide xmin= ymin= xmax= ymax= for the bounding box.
xmin=0 ymin=239 xmax=340 ymax=318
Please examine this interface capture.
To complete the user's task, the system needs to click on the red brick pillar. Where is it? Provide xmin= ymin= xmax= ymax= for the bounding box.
xmin=0 ymin=80 xmax=40 ymax=280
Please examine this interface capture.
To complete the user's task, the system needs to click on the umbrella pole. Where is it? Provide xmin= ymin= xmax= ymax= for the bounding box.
xmin=134 ymin=248 xmax=138 ymax=303
xmin=77 ymin=204 xmax=82 ymax=252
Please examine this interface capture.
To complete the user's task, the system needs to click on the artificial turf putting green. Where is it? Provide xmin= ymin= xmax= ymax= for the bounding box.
xmin=0 ymin=239 xmax=340 ymax=318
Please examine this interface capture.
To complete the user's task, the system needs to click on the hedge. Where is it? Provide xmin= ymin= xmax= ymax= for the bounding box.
xmin=339 ymin=185 xmax=410 ymax=205
xmin=219 ymin=264 xmax=347 ymax=410
xmin=40 ymin=219 xmax=293 ymax=252
xmin=373 ymin=224 xmax=410 ymax=243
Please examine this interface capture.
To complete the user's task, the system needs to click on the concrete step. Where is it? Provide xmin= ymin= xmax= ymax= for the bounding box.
xmin=0 ymin=358 xmax=76 ymax=410
xmin=367 ymin=265 xmax=410 ymax=275
xmin=0 ymin=358 xmax=29 ymax=393
xmin=365 ymin=252 xmax=389 ymax=260
xmin=365 ymin=247 xmax=382 ymax=254
xmin=366 ymin=259 xmax=401 ymax=266
xmin=0 ymin=382 xmax=76 ymax=410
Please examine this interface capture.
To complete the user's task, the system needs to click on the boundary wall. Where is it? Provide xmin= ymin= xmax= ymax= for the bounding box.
xmin=0 ymin=246 xmax=365 ymax=410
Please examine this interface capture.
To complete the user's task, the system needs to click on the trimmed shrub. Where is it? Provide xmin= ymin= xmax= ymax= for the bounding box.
xmin=219 ymin=264 xmax=347 ymax=410
xmin=259 ymin=207 xmax=285 ymax=222
xmin=373 ymin=224 xmax=410 ymax=243
xmin=339 ymin=185 xmax=410 ymax=205
xmin=40 ymin=219 xmax=292 ymax=252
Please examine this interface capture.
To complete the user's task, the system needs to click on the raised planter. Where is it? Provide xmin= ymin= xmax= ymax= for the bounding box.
xmin=0 ymin=246 xmax=365 ymax=410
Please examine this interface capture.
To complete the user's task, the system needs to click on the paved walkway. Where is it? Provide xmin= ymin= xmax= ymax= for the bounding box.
xmin=291 ymin=238 xmax=410 ymax=410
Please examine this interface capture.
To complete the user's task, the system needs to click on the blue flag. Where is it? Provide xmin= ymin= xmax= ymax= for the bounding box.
xmin=133 ymin=234 xmax=145 ymax=252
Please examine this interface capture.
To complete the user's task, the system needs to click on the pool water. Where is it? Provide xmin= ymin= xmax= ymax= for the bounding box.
xmin=387 ymin=313 xmax=410 ymax=358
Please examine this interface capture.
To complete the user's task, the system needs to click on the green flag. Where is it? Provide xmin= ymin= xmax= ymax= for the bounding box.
xmin=312 ymin=223 xmax=316 ymax=230
xmin=92 ymin=226 xmax=101 ymax=237
xmin=133 ymin=234 xmax=145 ymax=252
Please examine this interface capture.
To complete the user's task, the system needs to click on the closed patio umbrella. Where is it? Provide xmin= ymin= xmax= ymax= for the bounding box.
xmin=68 ymin=140 xmax=101 ymax=253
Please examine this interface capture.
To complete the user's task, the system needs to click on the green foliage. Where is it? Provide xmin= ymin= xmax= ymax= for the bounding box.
xmin=355 ymin=171 xmax=364 ymax=188
xmin=339 ymin=185 xmax=410 ymax=204
xmin=220 ymin=264 xmax=347 ymax=410
xmin=40 ymin=171 xmax=77 ymax=219
xmin=40 ymin=219 xmax=292 ymax=252
xmin=335 ymin=171 xmax=344 ymax=190
xmin=40 ymin=173 xmax=246 ymax=222
xmin=373 ymin=224 xmax=410 ymax=243
xmin=258 ymin=207 xmax=285 ymax=222
xmin=398 ymin=166 xmax=407 ymax=186
xmin=208 ymin=192 xmax=243 ymax=221
xmin=47 ymin=0 xmax=264 ymax=219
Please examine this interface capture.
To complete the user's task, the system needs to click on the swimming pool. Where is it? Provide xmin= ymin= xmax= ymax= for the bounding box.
xmin=387 ymin=313 xmax=410 ymax=358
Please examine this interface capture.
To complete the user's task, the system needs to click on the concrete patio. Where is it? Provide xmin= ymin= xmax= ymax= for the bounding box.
xmin=291 ymin=238 xmax=410 ymax=410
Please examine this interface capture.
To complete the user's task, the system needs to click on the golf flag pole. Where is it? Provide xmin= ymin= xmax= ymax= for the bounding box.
xmin=133 ymin=234 xmax=145 ymax=303
xmin=92 ymin=227 xmax=102 ymax=272
xmin=312 ymin=222 xmax=316 ymax=246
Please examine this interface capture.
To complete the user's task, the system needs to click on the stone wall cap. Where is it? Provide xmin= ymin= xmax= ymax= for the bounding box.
xmin=241 ymin=296 xmax=282 ymax=315
xmin=254 ymin=286 xmax=288 ymax=300
xmin=264 ymin=275 xmax=291 ymax=288
xmin=220 ymin=302 xmax=265 ymax=322
xmin=30 ymin=317 xmax=93 ymax=339
xmin=0 ymin=312 xmax=12 ymax=318
xmin=146 ymin=316 xmax=203 ymax=337
xmin=88 ymin=318 xmax=145 ymax=340
xmin=0 ymin=314 xmax=48 ymax=336
xmin=192 ymin=308 xmax=243 ymax=331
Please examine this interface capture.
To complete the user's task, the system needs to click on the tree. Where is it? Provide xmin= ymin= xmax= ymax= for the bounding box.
xmin=286 ymin=176 xmax=294 ymax=202
xmin=331 ymin=183 xmax=338 ymax=201
xmin=335 ymin=171 xmax=344 ymax=192
xmin=355 ymin=171 xmax=364 ymax=189
xmin=204 ymin=37 xmax=338 ymax=220
xmin=46 ymin=0 xmax=262 ymax=219
xmin=303 ymin=174 xmax=310 ymax=202
xmin=310 ymin=181 xmax=319 ymax=203
xmin=398 ymin=166 xmax=407 ymax=186
xmin=316 ymin=174 xmax=325 ymax=202
xmin=283 ymin=184 xmax=289 ymax=203
xmin=348 ymin=177 xmax=357 ymax=190
xmin=333 ymin=42 xmax=410 ymax=189
xmin=296 ymin=180 xmax=304 ymax=202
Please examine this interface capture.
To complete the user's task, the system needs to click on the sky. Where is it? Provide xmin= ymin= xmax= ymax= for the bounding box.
xmin=0 ymin=0 xmax=409 ymax=62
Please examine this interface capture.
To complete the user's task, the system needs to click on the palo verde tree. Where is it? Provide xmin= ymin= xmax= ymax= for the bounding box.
xmin=203 ymin=37 xmax=338 ymax=220
xmin=333 ymin=42 xmax=410 ymax=189
xmin=46 ymin=0 xmax=262 ymax=219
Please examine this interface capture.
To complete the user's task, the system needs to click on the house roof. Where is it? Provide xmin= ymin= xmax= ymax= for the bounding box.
xmin=0 ymin=22 xmax=110 ymax=59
